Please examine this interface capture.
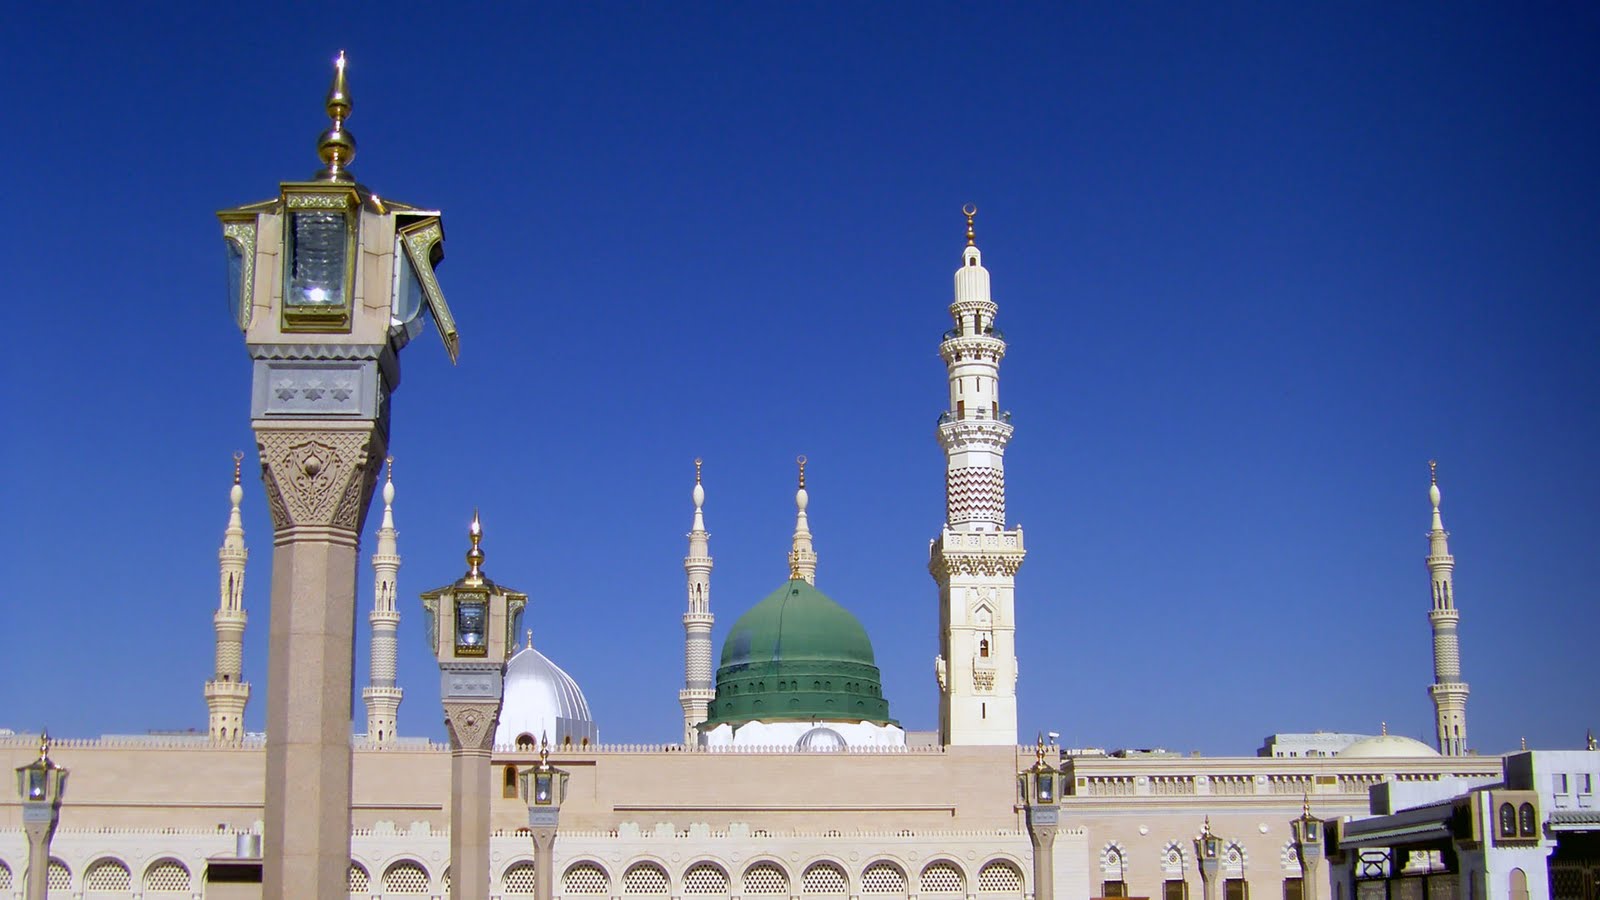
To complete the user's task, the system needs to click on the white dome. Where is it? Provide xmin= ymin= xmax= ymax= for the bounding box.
xmin=797 ymin=726 xmax=847 ymax=752
xmin=493 ymin=643 xmax=597 ymax=749
xmin=1338 ymin=734 xmax=1440 ymax=759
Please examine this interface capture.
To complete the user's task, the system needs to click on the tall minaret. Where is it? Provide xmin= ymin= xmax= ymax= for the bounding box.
xmin=205 ymin=452 xmax=251 ymax=743
xmin=1426 ymin=460 xmax=1470 ymax=756
xmin=679 ymin=459 xmax=715 ymax=744
xmin=929 ymin=205 xmax=1026 ymax=746
xmin=788 ymin=456 xmax=817 ymax=584
xmin=364 ymin=458 xmax=403 ymax=744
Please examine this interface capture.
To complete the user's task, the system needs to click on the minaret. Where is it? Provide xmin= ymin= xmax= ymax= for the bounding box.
xmin=788 ymin=456 xmax=817 ymax=584
xmin=1426 ymin=460 xmax=1470 ymax=756
xmin=364 ymin=458 xmax=403 ymax=744
xmin=205 ymin=452 xmax=251 ymax=743
xmin=679 ymin=459 xmax=715 ymax=744
xmin=929 ymin=205 xmax=1026 ymax=746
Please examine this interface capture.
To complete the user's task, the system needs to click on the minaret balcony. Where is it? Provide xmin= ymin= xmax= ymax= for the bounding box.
xmin=942 ymin=325 xmax=1005 ymax=342
xmin=938 ymin=408 xmax=1011 ymax=425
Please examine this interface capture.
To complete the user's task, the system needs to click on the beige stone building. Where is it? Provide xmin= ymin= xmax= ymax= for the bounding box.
xmin=0 ymin=65 xmax=1512 ymax=900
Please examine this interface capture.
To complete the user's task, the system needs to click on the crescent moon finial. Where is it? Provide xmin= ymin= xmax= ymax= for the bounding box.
xmin=963 ymin=204 xmax=977 ymax=246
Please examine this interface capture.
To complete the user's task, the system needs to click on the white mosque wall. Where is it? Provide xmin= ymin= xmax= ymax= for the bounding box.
xmin=700 ymin=720 xmax=907 ymax=749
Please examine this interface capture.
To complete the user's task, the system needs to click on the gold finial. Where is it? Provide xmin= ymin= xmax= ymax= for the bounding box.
xmin=1035 ymin=732 xmax=1047 ymax=765
xmin=315 ymin=51 xmax=357 ymax=182
xmin=1586 ymin=729 xmax=1595 ymax=751
xmin=539 ymin=732 xmax=551 ymax=770
xmin=1429 ymin=459 xmax=1438 ymax=485
xmin=38 ymin=730 xmax=50 ymax=763
xmin=797 ymin=455 xmax=807 ymax=489
xmin=963 ymin=203 xmax=977 ymax=246
xmin=1302 ymin=793 xmax=1312 ymax=818
xmin=694 ymin=458 xmax=703 ymax=485
xmin=1381 ymin=721 xmax=1388 ymax=736
xmin=525 ymin=628 xmax=533 ymax=650
xmin=465 ymin=509 xmax=484 ymax=581
xmin=232 ymin=451 xmax=243 ymax=485
xmin=386 ymin=456 xmax=394 ymax=481
xmin=1201 ymin=815 xmax=1212 ymax=836
xmin=1521 ymin=736 xmax=1528 ymax=751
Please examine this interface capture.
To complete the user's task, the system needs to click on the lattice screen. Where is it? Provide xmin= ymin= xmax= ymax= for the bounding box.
xmin=920 ymin=862 xmax=964 ymax=894
xmin=861 ymin=863 xmax=906 ymax=894
xmin=48 ymin=860 xmax=72 ymax=890
xmin=803 ymin=863 xmax=848 ymax=894
xmin=0 ymin=861 xmax=11 ymax=891
xmin=85 ymin=858 xmax=132 ymax=890
xmin=144 ymin=859 xmax=191 ymax=892
xmin=564 ymin=862 xmax=611 ymax=894
xmin=978 ymin=861 xmax=1023 ymax=894
xmin=503 ymin=861 xmax=539 ymax=893
xmin=744 ymin=863 xmax=789 ymax=894
xmin=624 ymin=863 xmax=670 ymax=894
xmin=349 ymin=862 xmax=370 ymax=892
xmin=684 ymin=864 xmax=729 ymax=894
xmin=384 ymin=861 xmax=431 ymax=894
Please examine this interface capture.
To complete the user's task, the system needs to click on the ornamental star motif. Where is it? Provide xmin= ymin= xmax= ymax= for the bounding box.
xmin=330 ymin=379 xmax=353 ymax=402
xmin=301 ymin=379 xmax=325 ymax=401
xmin=274 ymin=380 xmax=297 ymax=401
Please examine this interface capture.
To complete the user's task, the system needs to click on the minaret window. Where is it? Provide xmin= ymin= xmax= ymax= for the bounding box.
xmin=979 ymin=638 xmax=990 ymax=658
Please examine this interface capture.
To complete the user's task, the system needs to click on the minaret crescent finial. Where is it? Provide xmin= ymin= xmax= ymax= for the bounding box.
xmin=695 ymin=457 xmax=703 ymax=485
xmin=963 ymin=203 xmax=977 ymax=246
xmin=233 ymin=451 xmax=243 ymax=486
xmin=315 ymin=51 xmax=357 ymax=182
xmin=797 ymin=454 xmax=807 ymax=489
xmin=1429 ymin=459 xmax=1438 ymax=485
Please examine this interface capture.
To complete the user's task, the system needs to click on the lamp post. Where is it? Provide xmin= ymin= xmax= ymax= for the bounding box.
xmin=521 ymin=738 xmax=570 ymax=900
xmin=421 ymin=513 xmax=526 ymax=900
xmin=1292 ymin=797 xmax=1325 ymax=900
xmin=219 ymin=51 xmax=460 ymax=898
xmin=15 ymin=733 xmax=67 ymax=900
xmin=1196 ymin=818 xmax=1223 ymax=900
xmin=1020 ymin=735 xmax=1061 ymax=900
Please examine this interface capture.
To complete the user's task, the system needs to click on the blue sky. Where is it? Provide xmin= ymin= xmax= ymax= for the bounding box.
xmin=1 ymin=4 xmax=1595 ymax=755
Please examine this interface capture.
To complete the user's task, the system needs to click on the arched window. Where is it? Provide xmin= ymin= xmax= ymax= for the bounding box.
xmin=503 ymin=764 xmax=519 ymax=798
xmin=861 ymin=862 xmax=907 ymax=895
xmin=349 ymin=862 xmax=370 ymax=893
xmin=1499 ymin=802 xmax=1517 ymax=838
xmin=1518 ymin=803 xmax=1537 ymax=837
xmin=623 ymin=862 xmax=670 ymax=895
xmin=515 ymin=733 xmax=535 ymax=750
xmin=383 ymin=860 xmax=430 ymax=894
xmin=979 ymin=638 xmax=990 ymax=658
xmin=502 ymin=861 xmax=538 ymax=894
xmin=802 ymin=862 xmax=848 ymax=896
xmin=144 ymin=859 xmax=192 ymax=893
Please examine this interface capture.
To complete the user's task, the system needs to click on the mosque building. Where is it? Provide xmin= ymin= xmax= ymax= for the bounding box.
xmin=1 ymin=63 xmax=1578 ymax=900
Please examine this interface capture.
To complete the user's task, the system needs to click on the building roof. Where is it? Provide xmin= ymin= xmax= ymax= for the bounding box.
xmin=493 ymin=642 xmax=597 ymax=747
xmin=703 ymin=579 xmax=893 ymax=728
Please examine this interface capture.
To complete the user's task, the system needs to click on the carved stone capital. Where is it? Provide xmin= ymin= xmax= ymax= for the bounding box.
xmin=530 ymin=827 xmax=558 ymax=853
xmin=443 ymin=701 xmax=502 ymax=752
xmin=255 ymin=424 xmax=386 ymax=533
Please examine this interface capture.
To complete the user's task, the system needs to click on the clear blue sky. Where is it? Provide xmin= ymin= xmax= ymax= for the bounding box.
xmin=1 ymin=4 xmax=1595 ymax=755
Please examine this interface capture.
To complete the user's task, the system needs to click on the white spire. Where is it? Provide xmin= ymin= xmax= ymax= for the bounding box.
xmin=788 ymin=456 xmax=816 ymax=584
xmin=206 ymin=452 xmax=251 ymax=743
xmin=364 ymin=457 xmax=403 ymax=744
xmin=680 ymin=458 xmax=715 ymax=744
xmin=1426 ymin=460 xmax=1469 ymax=756
xmin=931 ymin=205 xmax=1025 ymax=747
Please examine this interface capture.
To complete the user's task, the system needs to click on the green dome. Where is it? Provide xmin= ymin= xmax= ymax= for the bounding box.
xmin=704 ymin=579 xmax=894 ymax=728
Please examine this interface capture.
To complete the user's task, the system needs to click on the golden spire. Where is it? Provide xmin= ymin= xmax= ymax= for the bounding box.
xmin=232 ymin=451 xmax=243 ymax=486
xmin=695 ymin=457 xmax=703 ymax=485
xmin=1521 ymin=736 xmax=1528 ymax=750
xmin=538 ymin=732 xmax=551 ymax=770
xmin=797 ymin=454 xmax=807 ymax=490
xmin=465 ymin=509 xmax=484 ymax=583
xmin=963 ymin=203 xmax=978 ymax=246
xmin=1302 ymin=793 xmax=1312 ymax=819
xmin=1381 ymin=721 xmax=1388 ymax=736
xmin=1201 ymin=815 xmax=1212 ymax=836
xmin=386 ymin=456 xmax=394 ymax=482
xmin=315 ymin=51 xmax=357 ymax=183
xmin=1035 ymin=732 xmax=1047 ymax=765
xmin=1429 ymin=459 xmax=1438 ymax=485
xmin=38 ymin=729 xmax=50 ymax=763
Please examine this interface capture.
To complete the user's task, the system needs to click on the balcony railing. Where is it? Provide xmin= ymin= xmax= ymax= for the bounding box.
xmin=938 ymin=409 xmax=1013 ymax=425
xmin=941 ymin=326 xmax=1005 ymax=342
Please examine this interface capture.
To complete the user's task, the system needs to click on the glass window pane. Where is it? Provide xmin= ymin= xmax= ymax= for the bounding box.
xmin=288 ymin=211 xmax=347 ymax=306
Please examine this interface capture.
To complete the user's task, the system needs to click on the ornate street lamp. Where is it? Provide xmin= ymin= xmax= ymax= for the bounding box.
xmin=218 ymin=50 xmax=461 ymax=899
xmin=421 ymin=512 xmax=526 ymax=900
xmin=15 ymin=733 xmax=67 ymax=900
xmin=1292 ymin=797 xmax=1325 ymax=900
xmin=1196 ymin=818 xmax=1224 ymax=900
xmin=520 ymin=737 xmax=570 ymax=900
xmin=1019 ymin=734 xmax=1060 ymax=900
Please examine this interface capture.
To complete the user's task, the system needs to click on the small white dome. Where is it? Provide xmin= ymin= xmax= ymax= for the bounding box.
xmin=494 ymin=644 xmax=597 ymax=749
xmin=1339 ymin=734 xmax=1440 ymax=759
xmin=797 ymin=726 xmax=847 ymax=752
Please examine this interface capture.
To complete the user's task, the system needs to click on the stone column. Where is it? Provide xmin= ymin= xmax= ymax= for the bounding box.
xmin=531 ymin=821 xmax=558 ymax=900
xmin=1198 ymin=848 xmax=1220 ymax=900
xmin=445 ymin=701 xmax=500 ymax=900
xmin=21 ymin=809 xmax=55 ymax=900
xmin=1027 ymin=806 xmax=1059 ymax=900
xmin=257 ymin=421 xmax=385 ymax=899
